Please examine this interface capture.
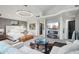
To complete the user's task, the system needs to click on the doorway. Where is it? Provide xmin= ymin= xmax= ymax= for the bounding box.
xmin=68 ymin=20 xmax=75 ymax=39
xmin=40 ymin=23 xmax=43 ymax=35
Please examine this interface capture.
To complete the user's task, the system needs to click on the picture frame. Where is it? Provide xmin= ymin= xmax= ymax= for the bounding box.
xmin=11 ymin=20 xmax=19 ymax=25
xmin=29 ymin=23 xmax=36 ymax=30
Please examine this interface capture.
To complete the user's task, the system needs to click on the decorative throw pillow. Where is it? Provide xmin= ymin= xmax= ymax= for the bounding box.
xmin=20 ymin=35 xmax=33 ymax=42
xmin=35 ymin=36 xmax=48 ymax=44
xmin=7 ymin=32 xmax=24 ymax=42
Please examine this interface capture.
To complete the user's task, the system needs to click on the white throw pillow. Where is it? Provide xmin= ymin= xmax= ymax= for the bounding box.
xmin=57 ymin=40 xmax=79 ymax=54
xmin=73 ymin=40 xmax=79 ymax=45
xmin=7 ymin=32 xmax=24 ymax=42
xmin=50 ymin=46 xmax=61 ymax=54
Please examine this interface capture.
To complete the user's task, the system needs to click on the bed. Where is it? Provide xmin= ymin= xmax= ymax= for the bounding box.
xmin=6 ymin=26 xmax=34 ymax=42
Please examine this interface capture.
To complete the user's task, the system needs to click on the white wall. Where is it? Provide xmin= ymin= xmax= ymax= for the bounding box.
xmin=75 ymin=10 xmax=79 ymax=31
xmin=26 ymin=16 xmax=47 ymax=36
xmin=64 ymin=20 xmax=69 ymax=39
xmin=59 ymin=16 xmax=64 ymax=40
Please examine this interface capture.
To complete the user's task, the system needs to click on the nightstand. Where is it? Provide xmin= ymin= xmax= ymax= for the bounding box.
xmin=0 ymin=34 xmax=6 ymax=41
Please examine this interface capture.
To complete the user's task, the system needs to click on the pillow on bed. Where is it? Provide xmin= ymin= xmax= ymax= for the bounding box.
xmin=7 ymin=32 xmax=24 ymax=42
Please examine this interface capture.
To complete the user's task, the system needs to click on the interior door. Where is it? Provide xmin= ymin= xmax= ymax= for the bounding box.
xmin=68 ymin=20 xmax=75 ymax=39
xmin=40 ymin=23 xmax=43 ymax=35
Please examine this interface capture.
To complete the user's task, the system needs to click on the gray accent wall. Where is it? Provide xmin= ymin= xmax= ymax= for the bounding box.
xmin=0 ymin=18 xmax=27 ymax=29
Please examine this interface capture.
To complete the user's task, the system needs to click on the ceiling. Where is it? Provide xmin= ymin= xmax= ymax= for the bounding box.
xmin=0 ymin=5 xmax=78 ymax=21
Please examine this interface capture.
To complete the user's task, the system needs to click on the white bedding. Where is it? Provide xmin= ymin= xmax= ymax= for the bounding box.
xmin=0 ymin=40 xmax=43 ymax=54
xmin=6 ymin=26 xmax=25 ymax=42
xmin=7 ymin=32 xmax=24 ymax=41
xmin=19 ymin=45 xmax=43 ymax=54
xmin=0 ymin=41 xmax=23 ymax=54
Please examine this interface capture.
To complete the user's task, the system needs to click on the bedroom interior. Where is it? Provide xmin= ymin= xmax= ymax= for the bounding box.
xmin=0 ymin=5 xmax=79 ymax=54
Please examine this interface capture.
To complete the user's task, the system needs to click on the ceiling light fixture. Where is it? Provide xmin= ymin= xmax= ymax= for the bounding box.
xmin=16 ymin=10 xmax=33 ymax=17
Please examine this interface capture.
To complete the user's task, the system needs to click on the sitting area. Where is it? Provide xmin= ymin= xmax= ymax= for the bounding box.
xmin=29 ymin=37 xmax=67 ymax=54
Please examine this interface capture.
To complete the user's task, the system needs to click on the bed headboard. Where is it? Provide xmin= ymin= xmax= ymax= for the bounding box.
xmin=6 ymin=26 xmax=26 ymax=34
